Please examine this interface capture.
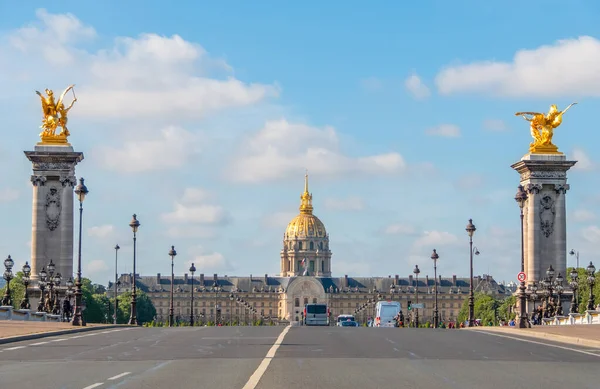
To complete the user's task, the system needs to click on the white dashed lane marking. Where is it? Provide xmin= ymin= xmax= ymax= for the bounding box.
xmin=108 ymin=372 xmax=131 ymax=380
xmin=82 ymin=383 xmax=103 ymax=389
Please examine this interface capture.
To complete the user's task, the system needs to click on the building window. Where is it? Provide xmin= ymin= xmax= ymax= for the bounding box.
xmin=269 ymin=309 xmax=273 ymax=315
xmin=295 ymin=298 xmax=300 ymax=307
xmin=297 ymin=260 xmax=302 ymax=272
xmin=319 ymin=242 xmax=323 ymax=250
xmin=310 ymin=241 xmax=314 ymax=250
xmin=298 ymin=242 xmax=303 ymax=250
xmin=321 ymin=261 xmax=324 ymax=273
xmin=304 ymin=297 xmax=308 ymax=306
xmin=312 ymin=298 xmax=317 ymax=304
xmin=261 ymin=302 xmax=265 ymax=307
xmin=309 ymin=260 xmax=315 ymax=272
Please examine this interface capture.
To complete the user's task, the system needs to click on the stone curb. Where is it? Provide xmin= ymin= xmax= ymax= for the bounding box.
xmin=0 ymin=325 xmax=134 ymax=345
xmin=466 ymin=327 xmax=600 ymax=348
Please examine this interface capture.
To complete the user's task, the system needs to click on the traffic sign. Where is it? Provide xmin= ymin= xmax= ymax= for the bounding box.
xmin=517 ymin=272 xmax=527 ymax=282
xmin=411 ymin=303 xmax=424 ymax=309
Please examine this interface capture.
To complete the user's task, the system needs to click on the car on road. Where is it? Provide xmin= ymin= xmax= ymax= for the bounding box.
xmin=336 ymin=314 xmax=355 ymax=326
xmin=340 ymin=320 xmax=359 ymax=327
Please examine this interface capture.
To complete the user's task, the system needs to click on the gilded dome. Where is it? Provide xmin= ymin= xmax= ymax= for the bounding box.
xmin=285 ymin=213 xmax=327 ymax=238
xmin=284 ymin=172 xmax=328 ymax=239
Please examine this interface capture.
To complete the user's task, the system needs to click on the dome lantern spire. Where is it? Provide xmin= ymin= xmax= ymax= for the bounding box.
xmin=299 ymin=170 xmax=313 ymax=214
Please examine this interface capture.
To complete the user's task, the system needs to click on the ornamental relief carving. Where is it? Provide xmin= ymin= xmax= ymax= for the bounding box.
xmin=33 ymin=161 xmax=73 ymax=171
xmin=539 ymin=194 xmax=556 ymax=238
xmin=59 ymin=175 xmax=77 ymax=188
xmin=554 ymin=184 xmax=569 ymax=194
xmin=526 ymin=183 xmax=543 ymax=194
xmin=31 ymin=175 xmax=47 ymax=187
xmin=520 ymin=170 xmax=567 ymax=180
xmin=45 ymin=186 xmax=62 ymax=231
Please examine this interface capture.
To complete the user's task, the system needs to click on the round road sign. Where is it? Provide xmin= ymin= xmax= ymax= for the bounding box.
xmin=517 ymin=272 xmax=527 ymax=282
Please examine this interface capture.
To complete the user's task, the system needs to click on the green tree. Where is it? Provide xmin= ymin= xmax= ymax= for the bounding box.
xmin=0 ymin=271 xmax=27 ymax=309
xmin=497 ymin=295 xmax=516 ymax=322
xmin=567 ymin=267 xmax=600 ymax=313
xmin=116 ymin=290 xmax=156 ymax=325
xmin=457 ymin=292 xmax=503 ymax=325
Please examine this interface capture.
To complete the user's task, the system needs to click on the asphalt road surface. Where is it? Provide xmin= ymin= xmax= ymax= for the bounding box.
xmin=1 ymin=325 xmax=599 ymax=389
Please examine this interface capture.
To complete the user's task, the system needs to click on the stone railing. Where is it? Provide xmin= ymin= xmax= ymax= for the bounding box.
xmin=542 ymin=310 xmax=600 ymax=326
xmin=0 ymin=306 xmax=62 ymax=322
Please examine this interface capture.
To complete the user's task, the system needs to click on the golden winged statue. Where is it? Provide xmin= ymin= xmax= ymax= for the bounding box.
xmin=515 ymin=103 xmax=577 ymax=154
xmin=35 ymin=85 xmax=77 ymax=144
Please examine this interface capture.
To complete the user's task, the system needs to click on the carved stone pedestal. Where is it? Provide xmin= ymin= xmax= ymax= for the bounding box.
xmin=511 ymin=153 xmax=576 ymax=284
xmin=24 ymin=144 xmax=84 ymax=281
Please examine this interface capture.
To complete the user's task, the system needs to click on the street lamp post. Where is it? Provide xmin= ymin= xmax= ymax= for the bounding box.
xmin=65 ymin=277 xmax=74 ymax=321
xmin=569 ymin=249 xmax=579 ymax=270
xmin=529 ymin=283 xmax=538 ymax=325
xmin=2 ymin=255 xmax=14 ymax=306
xmin=73 ymin=178 xmax=88 ymax=326
xmin=431 ymin=249 xmax=440 ymax=328
xmin=569 ymin=268 xmax=579 ymax=314
xmin=47 ymin=260 xmax=56 ymax=313
xmin=586 ymin=261 xmax=596 ymax=311
xmin=465 ymin=219 xmax=477 ymax=327
xmin=168 ymin=245 xmax=177 ymax=327
xmin=555 ymin=273 xmax=564 ymax=316
xmin=514 ymin=185 xmax=529 ymax=328
xmin=189 ymin=263 xmax=196 ymax=326
xmin=20 ymin=262 xmax=31 ymax=310
xmin=114 ymin=244 xmax=120 ymax=324
xmin=413 ymin=265 xmax=420 ymax=328
xmin=229 ymin=293 xmax=234 ymax=326
xmin=37 ymin=267 xmax=47 ymax=312
xmin=128 ymin=214 xmax=140 ymax=325
xmin=52 ymin=273 xmax=62 ymax=314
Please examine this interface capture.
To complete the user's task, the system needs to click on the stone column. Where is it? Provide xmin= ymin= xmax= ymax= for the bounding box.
xmin=24 ymin=144 xmax=84 ymax=281
xmin=512 ymin=154 xmax=576 ymax=284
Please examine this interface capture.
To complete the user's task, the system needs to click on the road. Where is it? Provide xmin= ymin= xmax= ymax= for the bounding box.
xmin=0 ymin=325 xmax=599 ymax=389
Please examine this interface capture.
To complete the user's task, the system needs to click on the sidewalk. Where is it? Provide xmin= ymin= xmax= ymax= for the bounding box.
xmin=0 ymin=321 xmax=126 ymax=344
xmin=468 ymin=325 xmax=600 ymax=348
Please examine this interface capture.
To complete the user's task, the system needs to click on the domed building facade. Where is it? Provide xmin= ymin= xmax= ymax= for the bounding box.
xmin=122 ymin=174 xmax=508 ymax=326
xmin=280 ymin=173 xmax=332 ymax=277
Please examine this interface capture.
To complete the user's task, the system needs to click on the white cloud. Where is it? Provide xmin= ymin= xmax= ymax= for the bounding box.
xmin=571 ymin=148 xmax=594 ymax=171
xmin=360 ymin=77 xmax=383 ymax=91
xmin=88 ymin=225 xmax=115 ymax=238
xmin=86 ymin=259 xmax=109 ymax=274
xmin=0 ymin=188 xmax=19 ymax=202
xmin=404 ymin=74 xmax=430 ymax=100
xmin=383 ymin=224 xmax=416 ymax=235
xmin=162 ymin=203 xmax=230 ymax=225
xmin=93 ymin=127 xmax=201 ymax=173
xmin=227 ymin=119 xmax=406 ymax=183
xmin=425 ymin=124 xmax=461 ymax=138
xmin=412 ymin=230 xmax=459 ymax=250
xmin=323 ymin=197 xmax=365 ymax=211
xmin=436 ymin=36 xmax=600 ymax=97
xmin=165 ymin=226 xmax=218 ymax=239
xmin=483 ymin=119 xmax=509 ymax=132
xmin=4 ymin=9 xmax=277 ymax=120
xmin=571 ymin=209 xmax=596 ymax=223
xmin=161 ymin=189 xmax=231 ymax=226
xmin=181 ymin=188 xmax=211 ymax=204
xmin=582 ymin=225 xmax=600 ymax=243
xmin=454 ymin=173 xmax=484 ymax=190
xmin=262 ymin=211 xmax=297 ymax=229
xmin=185 ymin=245 xmax=233 ymax=273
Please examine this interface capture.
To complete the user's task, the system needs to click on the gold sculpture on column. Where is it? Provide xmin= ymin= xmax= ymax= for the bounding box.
xmin=515 ymin=103 xmax=577 ymax=154
xmin=35 ymin=85 xmax=77 ymax=145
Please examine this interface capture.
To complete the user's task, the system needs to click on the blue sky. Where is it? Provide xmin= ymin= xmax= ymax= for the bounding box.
xmin=0 ymin=1 xmax=599 ymax=286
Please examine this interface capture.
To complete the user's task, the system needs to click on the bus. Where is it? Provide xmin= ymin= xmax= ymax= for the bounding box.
xmin=374 ymin=301 xmax=401 ymax=328
xmin=304 ymin=303 xmax=329 ymax=326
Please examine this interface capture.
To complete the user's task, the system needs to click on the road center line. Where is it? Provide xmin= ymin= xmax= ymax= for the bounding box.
xmin=30 ymin=341 xmax=49 ymax=346
xmin=108 ymin=372 xmax=131 ymax=380
xmin=241 ymin=325 xmax=291 ymax=389
xmin=477 ymin=331 xmax=600 ymax=357
xmin=82 ymin=383 xmax=103 ymax=389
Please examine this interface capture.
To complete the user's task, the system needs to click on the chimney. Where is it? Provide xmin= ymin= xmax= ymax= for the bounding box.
xmin=452 ymin=275 xmax=457 ymax=286
xmin=156 ymin=273 xmax=161 ymax=283
xmin=425 ymin=275 xmax=429 ymax=288
xmin=439 ymin=275 xmax=442 ymax=286
xmin=199 ymin=273 xmax=204 ymax=286
xmin=184 ymin=273 xmax=188 ymax=283
xmin=264 ymin=274 xmax=268 ymax=285
xmin=344 ymin=274 xmax=349 ymax=288
xmin=409 ymin=275 xmax=413 ymax=286
xmin=394 ymin=274 xmax=399 ymax=284
xmin=213 ymin=273 xmax=218 ymax=283
xmin=250 ymin=274 xmax=253 ymax=282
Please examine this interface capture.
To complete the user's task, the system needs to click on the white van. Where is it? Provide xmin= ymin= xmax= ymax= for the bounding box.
xmin=374 ymin=301 xmax=401 ymax=328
